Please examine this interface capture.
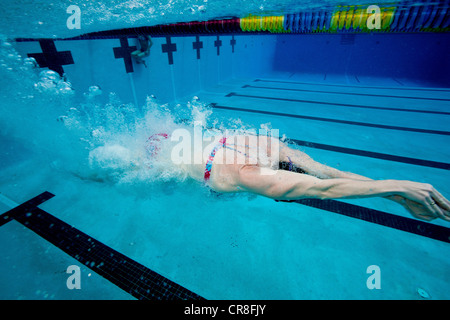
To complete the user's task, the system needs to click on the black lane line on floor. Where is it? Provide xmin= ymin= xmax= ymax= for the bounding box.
xmin=0 ymin=192 xmax=55 ymax=227
xmin=226 ymin=91 xmax=450 ymax=116
xmin=254 ymin=79 xmax=450 ymax=93
xmin=213 ymin=103 xmax=450 ymax=136
xmin=276 ymin=198 xmax=450 ymax=244
xmin=289 ymin=139 xmax=450 ymax=170
xmin=209 ymin=104 xmax=450 ymax=171
xmin=0 ymin=192 xmax=205 ymax=300
xmin=242 ymin=84 xmax=450 ymax=104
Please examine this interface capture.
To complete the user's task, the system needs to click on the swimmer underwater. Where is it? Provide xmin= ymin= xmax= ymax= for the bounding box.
xmin=89 ymin=128 xmax=450 ymax=223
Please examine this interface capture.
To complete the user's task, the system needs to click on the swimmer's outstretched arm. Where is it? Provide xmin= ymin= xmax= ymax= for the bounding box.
xmin=279 ymin=142 xmax=372 ymax=180
xmin=278 ymin=143 xmax=450 ymax=221
xmin=237 ymin=165 xmax=450 ymax=222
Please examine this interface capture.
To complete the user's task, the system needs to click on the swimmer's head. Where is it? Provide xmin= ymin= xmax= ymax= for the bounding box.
xmin=89 ymin=144 xmax=136 ymax=173
xmin=145 ymin=133 xmax=169 ymax=158
xmin=86 ymin=132 xmax=179 ymax=183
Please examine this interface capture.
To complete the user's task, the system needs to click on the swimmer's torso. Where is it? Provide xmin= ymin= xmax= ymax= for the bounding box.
xmin=177 ymin=134 xmax=280 ymax=192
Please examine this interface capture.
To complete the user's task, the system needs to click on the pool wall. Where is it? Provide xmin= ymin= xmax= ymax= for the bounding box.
xmin=13 ymin=35 xmax=278 ymax=106
xmin=273 ymin=33 xmax=450 ymax=87
xmin=13 ymin=31 xmax=450 ymax=112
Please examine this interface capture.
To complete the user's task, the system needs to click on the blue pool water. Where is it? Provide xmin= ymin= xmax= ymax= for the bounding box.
xmin=0 ymin=1 xmax=449 ymax=300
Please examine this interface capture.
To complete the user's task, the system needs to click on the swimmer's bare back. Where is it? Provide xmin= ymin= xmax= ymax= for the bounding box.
xmin=194 ymin=135 xmax=278 ymax=193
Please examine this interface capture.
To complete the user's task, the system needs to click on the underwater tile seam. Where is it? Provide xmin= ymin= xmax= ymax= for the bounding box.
xmin=0 ymin=192 xmax=205 ymax=300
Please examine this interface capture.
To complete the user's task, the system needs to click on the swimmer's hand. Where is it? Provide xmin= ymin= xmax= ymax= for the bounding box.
xmin=388 ymin=182 xmax=450 ymax=222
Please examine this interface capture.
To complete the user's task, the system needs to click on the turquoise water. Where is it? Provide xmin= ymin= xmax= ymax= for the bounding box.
xmin=0 ymin=1 xmax=450 ymax=300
